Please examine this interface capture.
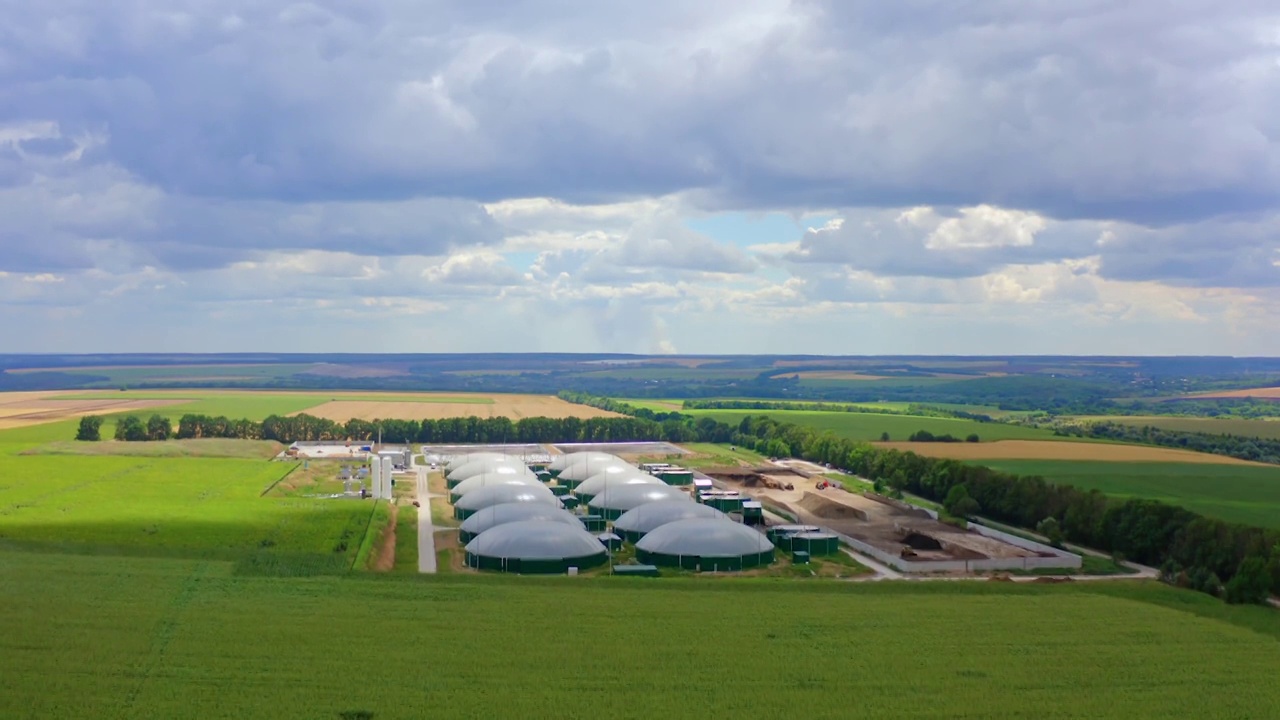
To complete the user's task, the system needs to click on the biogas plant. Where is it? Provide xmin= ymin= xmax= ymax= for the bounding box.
xmin=424 ymin=443 xmax=1081 ymax=576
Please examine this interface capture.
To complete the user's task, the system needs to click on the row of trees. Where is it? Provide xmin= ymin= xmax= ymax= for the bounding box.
xmin=561 ymin=393 xmax=1280 ymax=604
xmin=77 ymin=415 xmax=173 ymax=442
xmin=907 ymin=430 xmax=979 ymax=443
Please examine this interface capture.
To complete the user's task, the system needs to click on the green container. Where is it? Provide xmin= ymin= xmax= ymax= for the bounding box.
xmin=613 ymin=564 xmax=660 ymax=577
xmin=766 ymin=524 xmax=821 ymax=545
xmin=560 ymin=495 xmax=581 ymax=510
xmin=611 ymin=563 xmax=660 ymax=573
xmin=549 ymin=485 xmax=571 ymax=497
xmin=597 ymin=533 xmax=623 ymax=551
xmin=791 ymin=531 xmax=840 ymax=556
xmin=658 ymin=470 xmax=694 ymax=486
xmin=536 ymin=471 xmax=552 ymax=483
xmin=579 ymin=514 xmax=607 ymax=532
xmin=701 ymin=494 xmax=745 ymax=513
xmin=793 ymin=551 xmax=811 ymax=565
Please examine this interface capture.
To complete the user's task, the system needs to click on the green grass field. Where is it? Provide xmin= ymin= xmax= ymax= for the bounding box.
xmin=980 ymin=460 xmax=1280 ymax=530
xmin=1 ymin=549 xmax=1277 ymax=718
xmin=1082 ymin=415 xmax=1280 ymax=439
xmin=21 ymin=438 xmax=283 ymax=459
xmin=680 ymin=408 xmax=1056 ymax=442
xmin=0 ymin=420 xmax=376 ymax=565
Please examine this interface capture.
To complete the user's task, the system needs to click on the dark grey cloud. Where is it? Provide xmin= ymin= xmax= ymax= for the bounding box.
xmin=5 ymin=1 xmax=1278 ymax=224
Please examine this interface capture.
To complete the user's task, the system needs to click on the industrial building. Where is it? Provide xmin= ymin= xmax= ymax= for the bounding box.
xmin=464 ymin=520 xmax=608 ymax=574
xmin=458 ymin=503 xmax=586 ymax=544
xmin=612 ymin=500 xmax=728 ymax=543
xmin=635 ymin=518 xmax=776 ymax=571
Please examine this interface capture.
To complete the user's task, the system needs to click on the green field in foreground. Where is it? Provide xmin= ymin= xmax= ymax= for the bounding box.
xmin=680 ymin=408 xmax=1056 ymax=442
xmin=1 ymin=549 xmax=1277 ymax=719
xmin=0 ymin=434 xmax=374 ymax=564
xmin=980 ymin=460 xmax=1280 ymax=530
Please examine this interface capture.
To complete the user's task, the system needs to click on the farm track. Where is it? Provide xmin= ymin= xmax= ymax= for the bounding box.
xmin=415 ymin=461 xmax=436 ymax=573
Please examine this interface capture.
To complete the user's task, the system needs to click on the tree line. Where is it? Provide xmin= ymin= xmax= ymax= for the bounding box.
xmin=561 ymin=393 xmax=1280 ymax=605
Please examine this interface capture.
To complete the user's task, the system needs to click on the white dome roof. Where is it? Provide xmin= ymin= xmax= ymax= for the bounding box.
xmin=465 ymin=520 xmax=607 ymax=561
xmin=586 ymin=484 xmax=691 ymax=513
xmin=459 ymin=503 xmax=585 ymax=539
xmin=613 ymin=501 xmax=728 ymax=538
xmin=447 ymin=458 xmax=533 ymax=483
xmin=636 ymin=518 xmax=773 ymax=557
xmin=558 ymin=458 xmax=632 ymax=483
xmin=549 ymin=452 xmax=618 ymax=472
xmin=451 ymin=472 xmax=542 ymax=499
xmin=454 ymin=484 xmax=559 ymax=514
xmin=445 ymin=452 xmax=511 ymax=472
xmin=575 ymin=471 xmax=662 ymax=498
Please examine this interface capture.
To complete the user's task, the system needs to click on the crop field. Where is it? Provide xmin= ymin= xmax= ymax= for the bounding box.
xmin=877 ymin=439 xmax=1262 ymax=465
xmin=300 ymin=394 xmax=619 ymax=421
xmin=680 ymin=408 xmax=1056 ymax=442
xmin=0 ymin=442 xmax=373 ymax=562
xmin=1080 ymin=415 xmax=1280 ymax=439
xmin=20 ymin=438 xmax=283 ymax=459
xmin=1192 ymin=386 xmax=1280 ymax=399
xmin=978 ymin=460 xmax=1280 ymax=530
xmin=1 ymin=550 xmax=1278 ymax=718
xmin=0 ymin=393 xmax=190 ymax=429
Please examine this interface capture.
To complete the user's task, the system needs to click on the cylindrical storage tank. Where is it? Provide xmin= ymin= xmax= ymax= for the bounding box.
xmin=765 ymin=524 xmax=822 ymax=547
xmin=450 ymin=472 xmax=543 ymax=504
xmin=458 ymin=503 xmax=585 ymax=544
xmin=445 ymin=452 xmax=508 ymax=472
xmin=574 ymin=472 xmax=661 ymax=503
xmin=555 ymin=458 xmax=630 ymax=489
xmin=635 ymin=519 xmax=775 ymax=572
xmin=612 ymin=500 xmax=728 ymax=543
xmin=453 ymin=484 xmax=559 ymax=520
xmin=658 ymin=469 xmax=694 ymax=486
xmin=587 ymin=484 xmax=692 ymax=521
xmin=547 ymin=452 xmax=618 ymax=477
xmin=464 ymin=520 xmax=607 ymax=574
xmin=446 ymin=459 xmax=534 ymax=488
xmin=791 ymin=531 xmax=840 ymax=556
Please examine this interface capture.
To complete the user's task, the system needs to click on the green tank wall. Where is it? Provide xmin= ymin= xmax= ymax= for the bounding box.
xmin=464 ymin=551 xmax=607 ymax=574
xmin=634 ymin=549 xmax=775 ymax=572
xmin=792 ymin=533 xmax=840 ymax=555
xmin=579 ymin=515 xmax=607 ymax=532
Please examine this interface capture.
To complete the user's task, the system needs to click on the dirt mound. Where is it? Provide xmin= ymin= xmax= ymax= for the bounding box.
xmin=797 ymin=492 xmax=870 ymax=521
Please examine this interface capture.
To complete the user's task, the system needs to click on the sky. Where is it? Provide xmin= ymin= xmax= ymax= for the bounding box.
xmin=3 ymin=0 xmax=1280 ymax=355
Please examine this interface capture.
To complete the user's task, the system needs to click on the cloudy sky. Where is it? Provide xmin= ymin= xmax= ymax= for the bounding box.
xmin=3 ymin=1 xmax=1280 ymax=355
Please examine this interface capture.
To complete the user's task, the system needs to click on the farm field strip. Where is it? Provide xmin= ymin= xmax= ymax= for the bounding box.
xmin=977 ymin=460 xmax=1280 ymax=530
xmin=2 ymin=550 xmax=1279 ymax=718
xmin=876 ymin=439 xmax=1267 ymax=465
xmin=299 ymin=395 xmax=620 ymax=421
xmin=680 ymin=408 xmax=1058 ymax=442
xmin=1077 ymin=415 xmax=1280 ymax=439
